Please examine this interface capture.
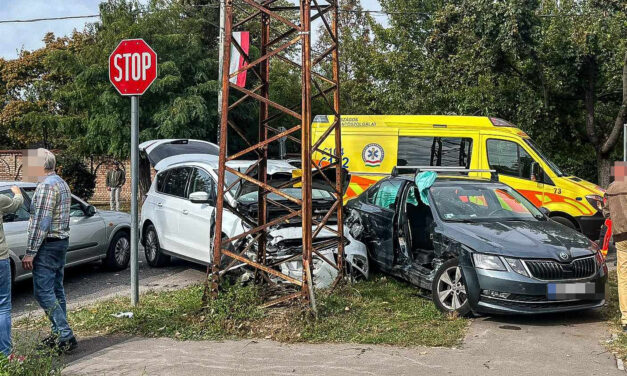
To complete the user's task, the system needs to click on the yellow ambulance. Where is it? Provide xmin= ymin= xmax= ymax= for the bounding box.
xmin=312 ymin=115 xmax=605 ymax=240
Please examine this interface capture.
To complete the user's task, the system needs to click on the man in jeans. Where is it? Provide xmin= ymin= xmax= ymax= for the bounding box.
xmin=106 ymin=163 xmax=126 ymax=211
xmin=22 ymin=149 xmax=77 ymax=352
xmin=604 ymin=161 xmax=627 ymax=332
xmin=0 ymin=186 xmax=24 ymax=357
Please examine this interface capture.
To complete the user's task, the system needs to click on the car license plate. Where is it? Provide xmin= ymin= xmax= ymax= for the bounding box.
xmin=547 ymin=283 xmax=598 ymax=301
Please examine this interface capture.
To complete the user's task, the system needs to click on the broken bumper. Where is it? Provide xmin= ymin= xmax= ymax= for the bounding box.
xmin=461 ymin=263 xmax=607 ymax=315
xmin=266 ymin=226 xmax=369 ymax=289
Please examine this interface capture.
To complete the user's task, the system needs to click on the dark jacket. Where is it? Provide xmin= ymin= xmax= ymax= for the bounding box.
xmin=106 ymin=169 xmax=126 ymax=188
xmin=603 ymin=180 xmax=627 ymax=243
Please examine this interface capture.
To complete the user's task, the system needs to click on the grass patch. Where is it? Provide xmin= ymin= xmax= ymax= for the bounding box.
xmin=19 ymin=277 xmax=467 ymax=348
xmin=0 ymin=320 xmax=65 ymax=376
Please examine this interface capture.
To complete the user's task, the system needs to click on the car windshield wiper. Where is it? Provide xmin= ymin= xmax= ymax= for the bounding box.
xmin=447 ymin=218 xmax=477 ymax=223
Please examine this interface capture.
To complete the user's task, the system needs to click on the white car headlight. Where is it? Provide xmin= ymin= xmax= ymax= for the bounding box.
xmin=503 ymin=257 xmax=529 ymax=277
xmin=472 ymin=253 xmax=506 ymax=271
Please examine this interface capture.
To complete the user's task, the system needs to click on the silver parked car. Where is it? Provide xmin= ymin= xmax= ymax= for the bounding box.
xmin=0 ymin=181 xmax=132 ymax=283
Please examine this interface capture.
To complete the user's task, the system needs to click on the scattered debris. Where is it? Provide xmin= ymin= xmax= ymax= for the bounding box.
xmin=616 ymin=355 xmax=625 ymax=371
xmin=111 ymin=311 xmax=134 ymax=318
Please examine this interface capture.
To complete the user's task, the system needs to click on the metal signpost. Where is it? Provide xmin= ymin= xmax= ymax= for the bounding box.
xmin=109 ymin=39 xmax=158 ymax=306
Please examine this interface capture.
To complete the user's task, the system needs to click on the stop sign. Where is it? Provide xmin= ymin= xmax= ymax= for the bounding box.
xmin=109 ymin=39 xmax=157 ymax=96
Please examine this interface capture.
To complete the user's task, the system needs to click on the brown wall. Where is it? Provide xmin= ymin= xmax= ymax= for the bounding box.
xmin=0 ymin=150 xmax=146 ymax=203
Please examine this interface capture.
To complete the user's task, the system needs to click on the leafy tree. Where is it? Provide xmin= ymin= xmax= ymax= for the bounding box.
xmin=57 ymin=155 xmax=97 ymax=200
xmin=338 ymin=0 xmax=627 ymax=185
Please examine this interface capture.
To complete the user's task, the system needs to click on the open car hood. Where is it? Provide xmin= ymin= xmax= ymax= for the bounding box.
xmin=140 ymin=139 xmax=349 ymax=197
xmin=139 ymin=139 xmax=219 ymax=167
xmin=230 ymin=161 xmax=350 ymax=199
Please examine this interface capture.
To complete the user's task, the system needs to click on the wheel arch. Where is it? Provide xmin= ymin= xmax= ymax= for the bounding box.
xmin=548 ymin=211 xmax=580 ymax=231
xmin=140 ymin=220 xmax=154 ymax=245
xmin=108 ymin=224 xmax=131 ymax=246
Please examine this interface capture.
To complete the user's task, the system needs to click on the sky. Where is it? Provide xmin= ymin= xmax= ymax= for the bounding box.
xmin=0 ymin=0 xmax=384 ymax=60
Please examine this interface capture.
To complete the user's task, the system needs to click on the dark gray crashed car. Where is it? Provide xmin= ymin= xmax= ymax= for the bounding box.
xmin=346 ymin=174 xmax=607 ymax=315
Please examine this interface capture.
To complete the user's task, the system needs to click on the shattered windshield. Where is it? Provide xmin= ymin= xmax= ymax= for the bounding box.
xmin=237 ymin=188 xmax=333 ymax=203
xmin=429 ymin=185 xmax=543 ymax=222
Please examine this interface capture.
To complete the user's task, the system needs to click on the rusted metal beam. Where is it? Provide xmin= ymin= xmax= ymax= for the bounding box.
xmin=312 ymin=43 xmax=337 ymax=67
xmin=225 ymin=209 xmax=302 ymax=244
xmin=265 ymin=5 xmax=331 ymax=48
xmin=225 ymin=166 xmax=302 ymax=204
xmin=211 ymin=0 xmax=343 ymax=309
xmin=229 ymin=35 xmax=301 ymax=80
xmin=229 ymin=84 xmax=263 ymax=110
xmin=331 ymin=0 xmax=345 ymax=281
xmin=208 ymin=0 xmax=234 ymax=301
xmin=233 ymin=0 xmax=279 ymax=28
xmin=227 ymin=124 xmax=301 ymax=161
xmin=260 ymin=291 xmax=303 ymax=308
xmin=230 ymin=83 xmax=302 ymax=120
xmin=300 ymin=0 xmax=313 ymax=303
xmin=222 ymin=249 xmax=303 ymax=286
xmin=256 ymin=13 xmax=270 ymax=285
xmin=239 ymin=0 xmax=301 ymax=34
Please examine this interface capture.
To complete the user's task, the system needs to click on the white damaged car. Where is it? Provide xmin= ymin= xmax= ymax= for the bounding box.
xmin=139 ymin=139 xmax=368 ymax=288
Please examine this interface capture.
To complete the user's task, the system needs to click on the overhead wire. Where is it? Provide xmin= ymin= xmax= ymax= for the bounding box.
xmin=0 ymin=5 xmax=597 ymax=24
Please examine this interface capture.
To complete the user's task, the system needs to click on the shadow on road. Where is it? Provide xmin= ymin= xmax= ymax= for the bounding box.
xmin=63 ymin=335 xmax=134 ymax=366
xmin=479 ymin=308 xmax=607 ymax=328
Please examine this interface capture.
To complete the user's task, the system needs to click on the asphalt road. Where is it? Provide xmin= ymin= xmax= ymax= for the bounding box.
xmin=11 ymin=248 xmax=204 ymax=317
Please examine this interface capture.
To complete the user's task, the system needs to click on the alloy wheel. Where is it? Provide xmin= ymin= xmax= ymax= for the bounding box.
xmin=114 ymin=236 xmax=130 ymax=265
xmin=436 ymin=265 xmax=467 ymax=311
xmin=145 ymin=230 xmax=158 ymax=261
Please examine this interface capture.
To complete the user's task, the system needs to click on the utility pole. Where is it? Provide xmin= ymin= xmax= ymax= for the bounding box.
xmin=216 ymin=0 xmax=226 ymax=147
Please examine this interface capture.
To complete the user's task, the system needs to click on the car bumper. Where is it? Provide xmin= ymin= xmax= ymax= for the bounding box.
xmin=575 ymin=212 xmax=605 ymax=241
xmin=461 ymin=262 xmax=607 ymax=315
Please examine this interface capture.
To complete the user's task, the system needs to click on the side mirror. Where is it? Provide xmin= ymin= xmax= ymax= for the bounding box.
xmin=531 ymin=162 xmax=543 ymax=182
xmin=189 ymin=191 xmax=210 ymax=204
xmin=86 ymin=205 xmax=97 ymax=217
xmin=539 ymin=207 xmax=550 ymax=216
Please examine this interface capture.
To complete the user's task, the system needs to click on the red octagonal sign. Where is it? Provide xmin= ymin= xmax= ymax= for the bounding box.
xmin=109 ymin=39 xmax=157 ymax=96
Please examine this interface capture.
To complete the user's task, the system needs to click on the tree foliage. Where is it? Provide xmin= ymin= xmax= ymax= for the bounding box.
xmin=1 ymin=0 xmax=626 ymax=186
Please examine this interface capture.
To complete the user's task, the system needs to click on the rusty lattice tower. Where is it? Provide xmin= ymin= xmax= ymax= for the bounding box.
xmin=209 ymin=0 xmax=343 ymax=307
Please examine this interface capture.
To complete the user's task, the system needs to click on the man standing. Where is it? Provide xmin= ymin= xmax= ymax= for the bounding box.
xmin=0 ymin=186 xmax=24 ymax=357
xmin=22 ymin=149 xmax=77 ymax=352
xmin=106 ymin=163 xmax=126 ymax=211
xmin=604 ymin=161 xmax=627 ymax=332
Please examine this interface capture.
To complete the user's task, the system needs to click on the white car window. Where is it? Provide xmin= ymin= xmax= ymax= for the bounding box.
xmin=188 ymin=169 xmax=215 ymax=198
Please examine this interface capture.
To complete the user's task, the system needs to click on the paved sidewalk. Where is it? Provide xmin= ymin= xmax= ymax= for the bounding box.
xmin=63 ymin=309 xmax=621 ymax=376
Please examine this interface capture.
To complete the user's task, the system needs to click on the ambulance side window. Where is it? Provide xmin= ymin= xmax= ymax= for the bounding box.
xmin=486 ymin=139 xmax=534 ymax=180
xmin=397 ymin=137 xmax=472 ymax=168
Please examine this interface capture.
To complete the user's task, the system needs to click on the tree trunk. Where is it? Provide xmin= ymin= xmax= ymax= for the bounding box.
xmin=597 ymin=153 xmax=611 ymax=188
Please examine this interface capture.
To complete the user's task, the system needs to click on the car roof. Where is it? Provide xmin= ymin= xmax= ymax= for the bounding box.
xmin=0 ymin=181 xmax=37 ymax=189
xmin=156 ymin=158 xmax=298 ymax=175
xmin=393 ymin=175 xmax=505 ymax=187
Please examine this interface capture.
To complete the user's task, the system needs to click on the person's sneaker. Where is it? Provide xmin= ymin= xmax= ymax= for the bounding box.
xmin=56 ymin=336 xmax=78 ymax=354
xmin=37 ymin=334 xmax=58 ymax=350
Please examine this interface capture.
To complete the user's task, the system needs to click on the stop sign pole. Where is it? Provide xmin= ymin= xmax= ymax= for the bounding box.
xmin=109 ymin=39 xmax=158 ymax=306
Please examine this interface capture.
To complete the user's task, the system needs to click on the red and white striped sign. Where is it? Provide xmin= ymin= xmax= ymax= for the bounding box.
xmin=230 ymin=31 xmax=249 ymax=88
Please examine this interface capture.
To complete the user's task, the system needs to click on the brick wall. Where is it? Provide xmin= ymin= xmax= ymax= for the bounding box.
xmin=91 ymin=159 xmax=132 ymax=203
xmin=0 ymin=151 xmax=23 ymax=181
xmin=0 ymin=150 xmax=150 ymax=203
